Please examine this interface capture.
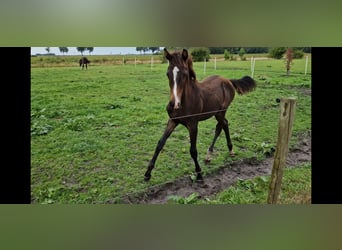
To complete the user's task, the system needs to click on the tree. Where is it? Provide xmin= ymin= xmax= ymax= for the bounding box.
xmin=209 ymin=47 xmax=225 ymax=54
xmin=149 ymin=47 xmax=160 ymax=54
xmin=59 ymin=47 xmax=68 ymax=55
xmin=191 ymin=47 xmax=210 ymax=62
xmin=87 ymin=47 xmax=94 ymax=55
xmin=238 ymin=48 xmax=246 ymax=60
xmin=224 ymin=49 xmax=231 ymax=61
xmin=76 ymin=47 xmax=87 ymax=56
xmin=292 ymin=48 xmax=304 ymax=59
xmin=269 ymin=47 xmax=286 ymax=59
xmin=244 ymin=47 xmax=268 ymax=53
xmin=136 ymin=47 xmax=149 ymax=54
xmin=226 ymin=47 xmax=241 ymax=54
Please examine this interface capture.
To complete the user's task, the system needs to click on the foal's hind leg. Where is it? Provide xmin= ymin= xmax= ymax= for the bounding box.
xmin=205 ymin=122 xmax=223 ymax=163
xmin=222 ymin=118 xmax=235 ymax=156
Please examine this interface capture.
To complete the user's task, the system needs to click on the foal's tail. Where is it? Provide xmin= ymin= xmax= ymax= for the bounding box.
xmin=231 ymin=76 xmax=256 ymax=95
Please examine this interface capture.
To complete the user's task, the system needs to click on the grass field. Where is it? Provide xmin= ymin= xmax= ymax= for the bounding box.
xmin=31 ymin=54 xmax=311 ymax=204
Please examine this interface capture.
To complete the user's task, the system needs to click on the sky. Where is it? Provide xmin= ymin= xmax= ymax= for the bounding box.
xmin=30 ymin=47 xmax=145 ymax=56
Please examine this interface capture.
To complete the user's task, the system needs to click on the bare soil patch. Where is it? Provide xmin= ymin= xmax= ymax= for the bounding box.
xmin=119 ymin=132 xmax=311 ymax=204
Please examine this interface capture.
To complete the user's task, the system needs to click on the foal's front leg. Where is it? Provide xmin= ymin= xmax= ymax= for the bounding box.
xmin=144 ymin=119 xmax=178 ymax=181
xmin=188 ymin=123 xmax=203 ymax=182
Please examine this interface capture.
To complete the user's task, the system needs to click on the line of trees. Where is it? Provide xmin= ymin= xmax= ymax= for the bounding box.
xmin=45 ymin=47 xmax=94 ymax=56
xmin=135 ymin=47 xmax=161 ymax=54
xmin=208 ymin=47 xmax=311 ymax=54
xmin=45 ymin=47 xmax=94 ymax=55
xmin=46 ymin=47 xmax=160 ymax=55
xmin=57 ymin=47 xmax=160 ymax=55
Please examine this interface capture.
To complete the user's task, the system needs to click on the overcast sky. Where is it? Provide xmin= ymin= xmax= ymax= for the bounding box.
xmin=30 ymin=47 xmax=145 ymax=55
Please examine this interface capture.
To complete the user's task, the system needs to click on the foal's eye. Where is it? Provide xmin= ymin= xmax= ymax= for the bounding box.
xmin=182 ymin=70 xmax=189 ymax=77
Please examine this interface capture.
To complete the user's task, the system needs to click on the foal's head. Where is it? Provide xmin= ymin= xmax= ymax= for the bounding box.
xmin=164 ymin=48 xmax=192 ymax=110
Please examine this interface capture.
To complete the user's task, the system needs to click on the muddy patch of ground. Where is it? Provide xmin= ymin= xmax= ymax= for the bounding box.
xmin=120 ymin=133 xmax=311 ymax=204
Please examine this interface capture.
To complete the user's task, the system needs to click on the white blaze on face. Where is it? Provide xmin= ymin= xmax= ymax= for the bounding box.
xmin=172 ymin=66 xmax=181 ymax=109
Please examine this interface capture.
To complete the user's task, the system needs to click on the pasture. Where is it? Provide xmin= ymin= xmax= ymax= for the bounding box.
xmin=31 ymin=54 xmax=311 ymax=204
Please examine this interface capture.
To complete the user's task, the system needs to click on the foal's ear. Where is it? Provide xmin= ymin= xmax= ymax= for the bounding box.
xmin=164 ymin=48 xmax=171 ymax=60
xmin=182 ymin=49 xmax=188 ymax=61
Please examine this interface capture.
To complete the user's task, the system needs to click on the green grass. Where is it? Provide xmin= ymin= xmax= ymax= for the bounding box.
xmin=31 ymin=55 xmax=311 ymax=204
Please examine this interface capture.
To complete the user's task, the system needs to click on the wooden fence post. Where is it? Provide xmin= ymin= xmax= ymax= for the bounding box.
xmin=267 ymin=97 xmax=297 ymax=204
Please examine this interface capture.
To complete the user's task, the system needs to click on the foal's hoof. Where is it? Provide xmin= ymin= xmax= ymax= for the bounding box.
xmin=229 ymin=150 xmax=235 ymax=157
xmin=189 ymin=173 xmax=204 ymax=183
xmin=144 ymin=174 xmax=151 ymax=182
xmin=196 ymin=173 xmax=204 ymax=183
xmin=195 ymin=178 xmax=204 ymax=184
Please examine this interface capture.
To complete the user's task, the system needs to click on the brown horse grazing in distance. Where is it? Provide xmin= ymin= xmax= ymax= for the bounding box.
xmin=144 ymin=48 xmax=257 ymax=183
xmin=79 ymin=57 xmax=90 ymax=69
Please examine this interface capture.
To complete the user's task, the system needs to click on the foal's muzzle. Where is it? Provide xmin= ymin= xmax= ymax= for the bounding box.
xmin=168 ymin=101 xmax=181 ymax=110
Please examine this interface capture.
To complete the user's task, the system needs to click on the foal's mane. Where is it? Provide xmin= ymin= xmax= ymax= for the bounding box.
xmin=186 ymin=55 xmax=196 ymax=80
